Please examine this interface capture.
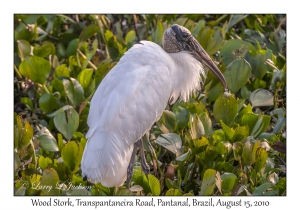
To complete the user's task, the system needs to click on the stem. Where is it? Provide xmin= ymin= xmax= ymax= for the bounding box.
xmin=133 ymin=14 xmax=140 ymax=42
xmin=77 ymin=49 xmax=97 ymax=71
xmin=147 ymin=138 xmax=163 ymax=178
xmin=43 ymin=84 xmax=50 ymax=94
xmin=14 ymin=65 xmax=22 ymax=79
xmin=216 ymin=14 xmax=228 ymax=23
xmin=56 ymin=14 xmax=76 ymax=24
xmin=275 ymin=153 xmax=286 ymax=166
xmin=275 ymin=16 xmax=286 ymax=34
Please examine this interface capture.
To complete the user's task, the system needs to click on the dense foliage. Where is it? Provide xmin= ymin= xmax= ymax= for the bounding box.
xmin=14 ymin=14 xmax=286 ymax=196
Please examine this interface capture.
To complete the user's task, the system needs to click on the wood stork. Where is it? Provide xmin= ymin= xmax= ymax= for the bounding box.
xmin=81 ymin=24 xmax=227 ymax=188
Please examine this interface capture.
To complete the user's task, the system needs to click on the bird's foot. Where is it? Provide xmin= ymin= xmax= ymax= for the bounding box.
xmin=126 ymin=140 xmax=139 ymax=189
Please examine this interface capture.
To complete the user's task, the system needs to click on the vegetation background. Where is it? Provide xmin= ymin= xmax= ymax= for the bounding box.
xmin=14 ymin=14 xmax=286 ymax=196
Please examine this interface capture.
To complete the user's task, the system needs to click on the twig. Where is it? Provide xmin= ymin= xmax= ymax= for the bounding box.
xmin=43 ymin=84 xmax=50 ymax=94
xmin=14 ymin=65 xmax=22 ymax=79
xmin=275 ymin=153 xmax=286 ymax=166
xmin=133 ymin=14 xmax=140 ymax=42
xmin=275 ymin=16 xmax=286 ymax=34
xmin=216 ymin=14 xmax=228 ymax=23
xmin=77 ymin=49 xmax=97 ymax=71
xmin=147 ymin=138 xmax=163 ymax=179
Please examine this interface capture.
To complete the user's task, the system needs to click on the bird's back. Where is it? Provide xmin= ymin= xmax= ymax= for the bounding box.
xmin=81 ymin=41 xmax=174 ymax=187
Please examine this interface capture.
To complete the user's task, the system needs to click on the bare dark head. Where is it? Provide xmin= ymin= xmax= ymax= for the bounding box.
xmin=162 ymin=24 xmax=227 ymax=90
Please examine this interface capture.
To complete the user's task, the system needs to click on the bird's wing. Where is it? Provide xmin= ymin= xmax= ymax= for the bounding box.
xmin=81 ymin=41 xmax=173 ymax=186
xmin=87 ymin=41 xmax=172 ymax=142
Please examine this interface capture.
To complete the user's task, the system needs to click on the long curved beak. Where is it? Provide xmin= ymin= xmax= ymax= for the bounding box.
xmin=190 ymin=37 xmax=227 ymax=91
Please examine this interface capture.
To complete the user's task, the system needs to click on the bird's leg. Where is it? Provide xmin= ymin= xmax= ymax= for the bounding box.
xmin=126 ymin=140 xmax=139 ymax=189
xmin=139 ymin=139 xmax=150 ymax=175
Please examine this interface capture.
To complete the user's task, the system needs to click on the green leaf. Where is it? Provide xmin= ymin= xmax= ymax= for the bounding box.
xmin=66 ymin=39 xmax=79 ymax=57
xmin=14 ymin=115 xmax=22 ymax=149
xmin=196 ymin=26 xmax=223 ymax=55
xmin=21 ymin=121 xmax=33 ymax=148
xmin=221 ymin=173 xmax=237 ymax=193
xmin=252 ymin=78 xmax=267 ymax=89
xmin=250 ymin=53 xmax=268 ymax=79
xmin=132 ymin=166 xmax=151 ymax=195
xmin=148 ymin=174 xmax=160 ymax=196
xmin=209 ymin=130 xmax=225 ymax=143
xmin=41 ymin=168 xmax=60 ymax=195
xmin=54 ymin=64 xmax=70 ymax=78
xmin=174 ymin=106 xmax=189 ymax=130
xmin=206 ymin=27 xmax=224 ymax=55
xmin=193 ymin=20 xmax=206 ymax=36
xmin=46 ymin=105 xmax=73 ymax=118
xmin=199 ymin=169 xmax=216 ymax=195
xmin=176 ymin=150 xmax=191 ymax=162
xmin=15 ymin=22 xmax=37 ymax=42
xmin=242 ymin=113 xmax=271 ymax=138
xmin=206 ymin=82 xmax=223 ymax=103
xmin=276 ymin=178 xmax=286 ymax=195
xmin=95 ymin=59 xmax=113 ymax=86
xmin=39 ymin=156 xmax=53 ymax=170
xmin=241 ymin=86 xmax=251 ymax=99
xmin=154 ymin=20 xmax=164 ymax=44
xmin=215 ymin=142 xmax=227 ymax=155
xmin=33 ymin=41 xmax=55 ymax=58
xmin=233 ymin=104 xmax=252 ymax=125
xmin=19 ymin=56 xmax=51 ymax=84
xmin=199 ymin=112 xmax=212 ymax=137
xmin=193 ymin=136 xmax=209 ymax=152
xmin=252 ymin=183 xmax=277 ymax=196
xmin=54 ymin=108 xmax=79 ymax=141
xmin=213 ymin=94 xmax=238 ymax=126
xmin=79 ymin=25 xmax=99 ymax=48
xmin=39 ymin=94 xmax=57 ymax=114
xmin=220 ymin=120 xmax=234 ymax=140
xmin=226 ymin=15 xmax=248 ymax=32
xmin=78 ymin=68 xmax=93 ymax=89
xmin=254 ymin=148 xmax=268 ymax=171
xmin=250 ymin=89 xmax=274 ymax=107
xmin=57 ymin=133 xmax=64 ymax=152
xmin=157 ymin=110 xmax=176 ymax=133
xmin=14 ymin=152 xmax=20 ymax=175
xmin=197 ymin=27 xmax=214 ymax=53
xmin=231 ymin=125 xmax=249 ymax=143
xmin=21 ymin=97 xmax=33 ymax=111
xmin=37 ymin=127 xmax=59 ymax=152
xmin=165 ymin=178 xmax=182 ymax=191
xmin=220 ymin=39 xmax=255 ymax=66
xmin=221 ymin=162 xmax=234 ymax=172
xmin=165 ymin=188 xmax=182 ymax=196
xmin=156 ymin=133 xmax=182 ymax=155
xmin=62 ymin=78 xmax=84 ymax=107
xmin=125 ymin=30 xmax=136 ymax=49
xmin=17 ymin=40 xmax=31 ymax=61
xmin=233 ymin=142 xmax=243 ymax=161
xmin=223 ymin=58 xmax=251 ymax=93
xmin=257 ymin=133 xmax=279 ymax=143
xmin=62 ymin=141 xmax=83 ymax=173
xmin=190 ymin=114 xmax=205 ymax=139
xmin=242 ymin=139 xmax=260 ymax=166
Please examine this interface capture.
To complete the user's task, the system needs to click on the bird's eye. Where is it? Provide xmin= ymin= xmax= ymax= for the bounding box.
xmin=182 ymin=32 xmax=188 ymax=37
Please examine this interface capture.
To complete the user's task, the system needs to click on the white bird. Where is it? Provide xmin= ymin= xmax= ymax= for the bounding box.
xmin=81 ymin=24 xmax=227 ymax=188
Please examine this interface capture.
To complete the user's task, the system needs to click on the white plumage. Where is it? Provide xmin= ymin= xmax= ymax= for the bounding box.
xmin=81 ymin=25 xmax=226 ymax=187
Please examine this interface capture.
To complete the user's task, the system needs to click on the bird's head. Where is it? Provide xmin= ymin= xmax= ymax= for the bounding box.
xmin=162 ymin=24 xmax=228 ymax=91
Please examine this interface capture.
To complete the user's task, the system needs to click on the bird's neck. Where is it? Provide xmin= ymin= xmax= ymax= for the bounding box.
xmin=168 ymin=51 xmax=206 ymax=104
